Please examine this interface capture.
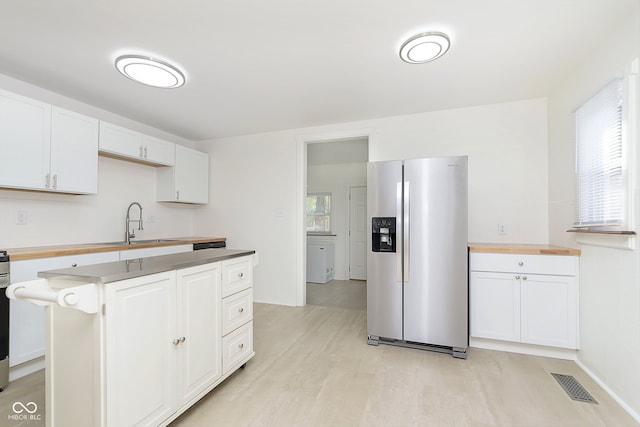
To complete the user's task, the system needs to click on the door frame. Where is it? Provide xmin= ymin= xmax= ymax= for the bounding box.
xmin=295 ymin=129 xmax=371 ymax=306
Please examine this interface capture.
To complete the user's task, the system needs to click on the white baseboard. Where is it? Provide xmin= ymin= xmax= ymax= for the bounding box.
xmin=575 ymin=358 xmax=640 ymax=423
xmin=469 ymin=337 xmax=578 ymax=360
xmin=9 ymin=356 xmax=44 ymax=382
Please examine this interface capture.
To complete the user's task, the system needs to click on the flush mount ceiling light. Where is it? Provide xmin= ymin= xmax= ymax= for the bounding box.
xmin=399 ymin=32 xmax=450 ymax=64
xmin=115 ymin=55 xmax=185 ymax=88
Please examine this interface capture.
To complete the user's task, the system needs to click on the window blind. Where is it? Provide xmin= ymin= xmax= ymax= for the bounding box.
xmin=574 ymin=77 xmax=623 ymax=228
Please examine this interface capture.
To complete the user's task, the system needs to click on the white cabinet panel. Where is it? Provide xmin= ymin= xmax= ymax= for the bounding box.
xmin=469 ymin=271 xmax=520 ymax=342
xmin=99 ymin=121 xmax=175 ymax=166
xmin=9 ymin=251 xmax=119 ymax=366
xmin=222 ymin=321 xmax=253 ymax=374
xmin=0 ymin=89 xmax=51 ymax=190
xmin=50 ymin=107 xmax=99 ymax=193
xmin=105 ymin=272 xmax=177 ymax=427
xmin=521 ymin=274 xmax=577 ymax=348
xmin=98 ymin=121 xmax=142 ymax=158
xmin=222 ymin=288 xmax=252 ymax=335
xmin=221 ymin=256 xmax=252 ymax=297
xmin=176 ymin=263 xmax=222 ymax=403
xmin=470 ymin=253 xmax=577 ymax=276
xmin=142 ymin=135 xmax=175 ymax=166
xmin=157 ymin=145 xmax=209 ymax=204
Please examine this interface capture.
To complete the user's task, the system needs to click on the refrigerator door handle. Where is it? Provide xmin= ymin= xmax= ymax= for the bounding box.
xmin=403 ymin=181 xmax=409 ymax=282
xmin=396 ymin=182 xmax=403 ymax=282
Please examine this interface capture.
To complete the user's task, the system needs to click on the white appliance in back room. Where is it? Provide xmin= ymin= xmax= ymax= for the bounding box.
xmin=306 ymin=243 xmax=335 ymax=283
xmin=367 ymin=156 xmax=468 ymax=358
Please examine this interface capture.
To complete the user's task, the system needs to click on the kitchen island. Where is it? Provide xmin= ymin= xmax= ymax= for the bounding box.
xmin=7 ymin=248 xmax=256 ymax=427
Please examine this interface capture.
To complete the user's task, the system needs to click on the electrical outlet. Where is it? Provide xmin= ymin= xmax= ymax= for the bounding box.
xmin=498 ymin=223 xmax=507 ymax=235
xmin=16 ymin=210 xmax=28 ymax=225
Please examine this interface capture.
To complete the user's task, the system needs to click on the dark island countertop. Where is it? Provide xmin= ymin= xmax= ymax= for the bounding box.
xmin=39 ymin=248 xmax=255 ymax=284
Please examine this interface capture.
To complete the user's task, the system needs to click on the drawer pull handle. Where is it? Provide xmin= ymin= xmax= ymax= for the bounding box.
xmin=238 ymin=307 xmax=244 ymax=313
xmin=518 ymin=261 xmax=524 ymax=267
xmin=515 ymin=275 xmax=520 ymax=280
xmin=71 ymin=263 xmax=78 ymax=267
xmin=238 ymin=343 xmax=244 ymax=349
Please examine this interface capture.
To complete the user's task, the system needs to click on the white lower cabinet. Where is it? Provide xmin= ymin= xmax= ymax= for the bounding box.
xmin=105 ymin=263 xmax=222 ymax=427
xmin=46 ymin=255 xmax=254 ymax=427
xmin=470 ymin=252 xmax=578 ymax=350
xmin=221 ymin=257 xmax=254 ymax=374
xmin=105 ymin=272 xmax=177 ymax=427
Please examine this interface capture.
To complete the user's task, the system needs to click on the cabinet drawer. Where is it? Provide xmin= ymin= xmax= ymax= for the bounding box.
xmin=222 ymin=256 xmax=252 ymax=297
xmin=222 ymin=321 xmax=253 ymax=373
xmin=470 ymin=253 xmax=577 ymax=276
xmin=222 ymin=288 xmax=253 ymax=335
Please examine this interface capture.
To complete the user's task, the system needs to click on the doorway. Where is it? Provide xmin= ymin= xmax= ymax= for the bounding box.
xmin=305 ymin=136 xmax=368 ymax=309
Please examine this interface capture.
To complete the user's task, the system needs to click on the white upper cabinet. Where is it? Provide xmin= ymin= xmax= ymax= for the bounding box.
xmin=0 ymin=89 xmax=98 ymax=194
xmin=50 ymin=107 xmax=99 ymax=194
xmin=157 ymin=145 xmax=209 ymax=204
xmin=99 ymin=121 xmax=175 ymax=166
xmin=142 ymin=134 xmax=176 ymax=165
xmin=0 ymin=89 xmax=51 ymax=190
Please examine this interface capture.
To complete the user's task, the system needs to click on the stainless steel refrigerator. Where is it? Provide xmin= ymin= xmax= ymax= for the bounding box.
xmin=367 ymin=156 xmax=468 ymax=358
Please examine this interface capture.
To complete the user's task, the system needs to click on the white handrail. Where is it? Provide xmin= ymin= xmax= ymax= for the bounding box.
xmin=7 ymin=279 xmax=99 ymax=314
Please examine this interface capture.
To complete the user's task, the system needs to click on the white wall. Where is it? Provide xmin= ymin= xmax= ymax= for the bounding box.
xmin=547 ymin=5 xmax=640 ymax=420
xmin=307 ymin=162 xmax=367 ymax=280
xmin=195 ymin=97 xmax=549 ymax=305
xmin=0 ymin=73 xmax=199 ymax=248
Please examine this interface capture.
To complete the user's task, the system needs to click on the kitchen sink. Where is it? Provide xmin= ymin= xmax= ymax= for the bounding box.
xmin=87 ymin=239 xmax=182 ymax=246
xmin=129 ymin=239 xmax=181 ymax=245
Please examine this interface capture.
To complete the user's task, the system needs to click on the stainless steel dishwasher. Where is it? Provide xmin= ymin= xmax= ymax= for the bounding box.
xmin=0 ymin=251 xmax=9 ymax=391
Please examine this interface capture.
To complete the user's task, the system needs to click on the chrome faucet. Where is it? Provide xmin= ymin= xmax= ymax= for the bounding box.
xmin=125 ymin=202 xmax=144 ymax=244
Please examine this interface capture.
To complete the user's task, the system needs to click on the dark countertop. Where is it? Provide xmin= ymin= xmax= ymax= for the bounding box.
xmin=39 ymin=248 xmax=255 ymax=284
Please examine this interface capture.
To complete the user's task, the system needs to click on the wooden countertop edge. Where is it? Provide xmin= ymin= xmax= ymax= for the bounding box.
xmin=6 ymin=237 xmax=227 ymax=261
xmin=468 ymin=243 xmax=581 ymax=256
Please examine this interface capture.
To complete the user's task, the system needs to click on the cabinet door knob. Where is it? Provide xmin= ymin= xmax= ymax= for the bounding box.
xmin=522 ymin=276 xmax=527 ymax=281
xmin=71 ymin=263 xmax=78 ymax=267
xmin=238 ymin=272 xmax=244 ymax=278
xmin=515 ymin=275 xmax=520 ymax=280
xmin=172 ymin=339 xmax=180 ymax=345
xmin=238 ymin=307 xmax=244 ymax=313
xmin=238 ymin=343 xmax=244 ymax=349
xmin=180 ymin=336 xmax=186 ymax=343
xmin=518 ymin=261 xmax=524 ymax=267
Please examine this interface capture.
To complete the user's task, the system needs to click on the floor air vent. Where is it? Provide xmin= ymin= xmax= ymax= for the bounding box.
xmin=551 ymin=373 xmax=598 ymax=404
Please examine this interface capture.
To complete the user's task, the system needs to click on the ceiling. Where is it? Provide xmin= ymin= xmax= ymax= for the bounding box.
xmin=0 ymin=1 xmax=635 ymax=141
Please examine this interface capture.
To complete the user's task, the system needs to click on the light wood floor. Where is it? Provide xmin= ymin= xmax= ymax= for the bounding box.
xmin=1 ymin=280 xmax=638 ymax=426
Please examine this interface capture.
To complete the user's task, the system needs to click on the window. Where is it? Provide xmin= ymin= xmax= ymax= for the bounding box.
xmin=306 ymin=193 xmax=331 ymax=233
xmin=574 ymin=77 xmax=626 ymax=230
